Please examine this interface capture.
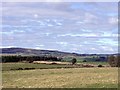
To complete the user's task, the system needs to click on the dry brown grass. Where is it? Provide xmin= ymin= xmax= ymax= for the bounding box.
xmin=2 ymin=67 xmax=118 ymax=88
xmin=33 ymin=61 xmax=70 ymax=65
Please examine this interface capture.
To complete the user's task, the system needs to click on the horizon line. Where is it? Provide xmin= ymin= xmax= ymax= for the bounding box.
xmin=0 ymin=47 xmax=118 ymax=54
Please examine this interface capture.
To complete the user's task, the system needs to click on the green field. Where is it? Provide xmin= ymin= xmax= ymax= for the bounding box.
xmin=2 ymin=63 xmax=79 ymax=71
xmin=2 ymin=63 xmax=118 ymax=88
xmin=63 ymin=56 xmax=109 ymax=65
xmin=2 ymin=61 xmax=109 ymax=71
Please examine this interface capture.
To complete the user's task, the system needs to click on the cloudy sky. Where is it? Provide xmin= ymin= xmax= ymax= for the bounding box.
xmin=2 ymin=2 xmax=118 ymax=54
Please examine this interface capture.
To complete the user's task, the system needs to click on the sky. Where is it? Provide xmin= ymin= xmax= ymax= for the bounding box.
xmin=1 ymin=2 xmax=118 ymax=54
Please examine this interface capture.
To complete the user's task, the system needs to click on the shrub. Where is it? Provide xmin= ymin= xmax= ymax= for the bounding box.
xmin=83 ymin=60 xmax=87 ymax=62
xmin=98 ymin=64 xmax=103 ymax=67
xmin=24 ymin=68 xmax=35 ymax=70
xmin=17 ymin=68 xmax=23 ymax=70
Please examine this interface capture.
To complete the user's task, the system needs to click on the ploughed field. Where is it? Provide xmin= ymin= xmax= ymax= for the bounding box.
xmin=2 ymin=63 xmax=118 ymax=88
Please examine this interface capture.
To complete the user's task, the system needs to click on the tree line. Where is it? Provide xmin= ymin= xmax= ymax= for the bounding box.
xmin=1 ymin=55 xmax=62 ymax=63
xmin=1 ymin=54 xmax=120 ymax=67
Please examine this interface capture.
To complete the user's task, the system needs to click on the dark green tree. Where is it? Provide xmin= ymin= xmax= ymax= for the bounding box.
xmin=71 ymin=58 xmax=77 ymax=65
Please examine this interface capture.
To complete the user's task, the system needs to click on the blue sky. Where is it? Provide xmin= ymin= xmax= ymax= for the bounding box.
xmin=1 ymin=2 xmax=118 ymax=54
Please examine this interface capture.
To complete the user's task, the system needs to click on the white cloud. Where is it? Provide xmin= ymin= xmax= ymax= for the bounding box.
xmin=34 ymin=14 xmax=39 ymax=18
xmin=56 ymin=22 xmax=62 ymax=26
xmin=84 ymin=13 xmax=98 ymax=23
xmin=47 ymin=24 xmax=54 ymax=27
xmin=97 ymin=39 xmax=118 ymax=46
xmin=76 ymin=21 xmax=84 ymax=24
xmin=109 ymin=17 xmax=118 ymax=24
xmin=91 ymin=48 xmax=97 ymax=50
xmin=44 ymin=33 xmax=51 ymax=36
xmin=37 ymin=21 xmax=46 ymax=26
xmin=56 ymin=42 xmax=68 ymax=46
xmin=57 ymin=33 xmax=97 ymax=37
xmin=34 ymin=47 xmax=42 ymax=50
xmin=2 ymin=31 xmax=14 ymax=35
xmin=100 ymin=46 xmax=114 ymax=52
xmin=0 ymin=46 xmax=16 ymax=48
xmin=103 ymin=32 xmax=118 ymax=37
xmin=14 ymin=30 xmax=25 ymax=33
xmin=70 ymin=44 xmax=82 ymax=47
xmin=2 ymin=30 xmax=25 ymax=35
xmin=35 ymin=45 xmax=44 ymax=47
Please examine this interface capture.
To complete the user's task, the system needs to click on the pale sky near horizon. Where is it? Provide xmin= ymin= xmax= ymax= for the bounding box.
xmin=1 ymin=2 xmax=118 ymax=54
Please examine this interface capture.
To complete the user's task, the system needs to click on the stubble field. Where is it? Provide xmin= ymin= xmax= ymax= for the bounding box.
xmin=2 ymin=63 xmax=118 ymax=88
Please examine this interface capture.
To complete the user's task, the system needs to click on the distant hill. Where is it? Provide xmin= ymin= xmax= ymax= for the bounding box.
xmin=0 ymin=47 xmax=117 ymax=57
xmin=0 ymin=48 xmax=80 ymax=57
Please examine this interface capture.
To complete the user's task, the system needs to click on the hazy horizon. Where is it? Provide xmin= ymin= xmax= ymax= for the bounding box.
xmin=2 ymin=2 xmax=118 ymax=54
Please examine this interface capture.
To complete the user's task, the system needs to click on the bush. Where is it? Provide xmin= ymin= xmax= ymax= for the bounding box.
xmin=98 ymin=64 xmax=103 ymax=67
xmin=17 ymin=68 xmax=23 ymax=70
xmin=83 ymin=60 xmax=87 ymax=62
xmin=24 ymin=68 xmax=35 ymax=70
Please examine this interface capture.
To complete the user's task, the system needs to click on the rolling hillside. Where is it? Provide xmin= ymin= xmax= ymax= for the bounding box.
xmin=0 ymin=47 xmax=80 ymax=57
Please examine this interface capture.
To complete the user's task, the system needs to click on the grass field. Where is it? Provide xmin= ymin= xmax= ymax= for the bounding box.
xmin=2 ymin=63 xmax=81 ymax=71
xmin=2 ymin=61 xmax=109 ymax=71
xmin=63 ymin=56 xmax=109 ymax=65
xmin=2 ymin=63 xmax=118 ymax=88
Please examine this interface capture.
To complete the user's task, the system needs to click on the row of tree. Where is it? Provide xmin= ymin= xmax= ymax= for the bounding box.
xmin=1 ymin=55 xmax=62 ymax=63
xmin=1 ymin=55 xmax=120 ymax=67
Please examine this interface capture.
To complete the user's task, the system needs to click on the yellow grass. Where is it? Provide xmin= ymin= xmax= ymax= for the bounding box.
xmin=2 ymin=67 xmax=118 ymax=88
